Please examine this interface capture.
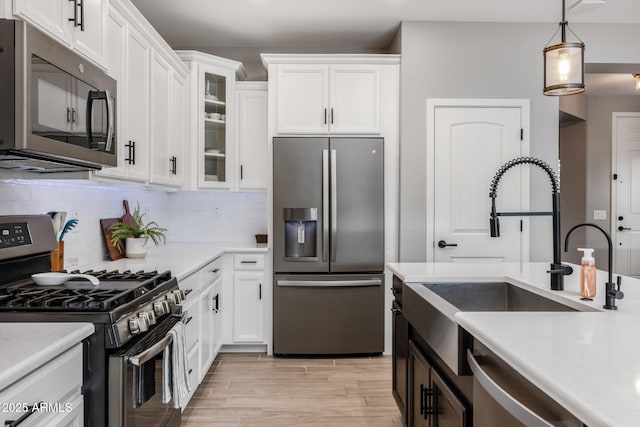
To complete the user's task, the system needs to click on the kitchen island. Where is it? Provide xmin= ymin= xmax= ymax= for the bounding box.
xmin=388 ymin=262 xmax=640 ymax=427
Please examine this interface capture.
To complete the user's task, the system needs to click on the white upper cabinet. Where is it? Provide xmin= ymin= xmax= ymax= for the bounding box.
xmin=264 ymin=55 xmax=386 ymax=135
xmin=13 ymin=0 xmax=106 ymax=67
xmin=177 ymin=51 xmax=246 ymax=190
xmin=149 ymin=51 xmax=171 ymax=185
xmin=169 ymin=71 xmax=188 ymax=187
xmin=329 ymin=65 xmax=380 ymax=134
xmin=275 ymin=65 xmax=328 ymax=134
xmin=236 ymin=82 xmax=268 ymax=191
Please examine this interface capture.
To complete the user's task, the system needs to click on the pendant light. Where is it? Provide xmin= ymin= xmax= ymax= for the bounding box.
xmin=543 ymin=0 xmax=585 ymax=96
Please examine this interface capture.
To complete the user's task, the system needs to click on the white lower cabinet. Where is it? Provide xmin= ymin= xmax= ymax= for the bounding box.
xmin=232 ymin=272 xmax=264 ymax=343
xmin=0 ymin=344 xmax=83 ymax=426
xmin=178 ymin=255 xmax=224 ymax=409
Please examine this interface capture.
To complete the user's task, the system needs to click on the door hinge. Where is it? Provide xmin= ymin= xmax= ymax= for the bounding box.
xmin=613 ymin=173 xmax=618 ymax=180
xmin=520 ymin=128 xmax=524 ymax=141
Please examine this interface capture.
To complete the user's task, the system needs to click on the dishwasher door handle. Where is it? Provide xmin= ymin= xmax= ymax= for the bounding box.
xmin=277 ymin=279 xmax=382 ymax=288
xmin=467 ymin=350 xmax=554 ymax=427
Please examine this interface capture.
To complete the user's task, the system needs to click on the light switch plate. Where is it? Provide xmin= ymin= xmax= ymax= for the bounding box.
xmin=594 ymin=210 xmax=607 ymax=220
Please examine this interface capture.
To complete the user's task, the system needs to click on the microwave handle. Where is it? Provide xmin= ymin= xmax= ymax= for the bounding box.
xmin=105 ymin=89 xmax=114 ymax=152
xmin=86 ymin=90 xmax=109 ymax=150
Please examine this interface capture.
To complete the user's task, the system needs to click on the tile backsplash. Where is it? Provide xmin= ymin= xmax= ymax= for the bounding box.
xmin=0 ymin=180 xmax=267 ymax=268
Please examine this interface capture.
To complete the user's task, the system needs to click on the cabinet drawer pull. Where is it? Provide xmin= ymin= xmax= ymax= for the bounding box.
xmin=240 ymin=260 xmax=257 ymax=264
xmin=5 ymin=402 xmax=41 ymax=427
xmin=467 ymin=350 xmax=554 ymax=427
xmin=185 ymin=316 xmax=193 ymax=325
xmin=210 ymin=268 xmax=220 ymax=273
xmin=184 ymin=289 xmax=193 ymax=296
xmin=188 ymin=368 xmax=193 ymax=374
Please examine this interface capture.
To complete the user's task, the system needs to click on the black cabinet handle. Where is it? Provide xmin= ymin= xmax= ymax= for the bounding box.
xmin=125 ymin=141 xmax=136 ymax=165
xmin=213 ymin=294 xmax=219 ymax=312
xmin=241 ymin=260 xmax=257 ymax=264
xmin=210 ymin=268 xmax=220 ymax=273
xmin=71 ymin=108 xmax=76 ymax=123
xmin=185 ymin=316 xmax=193 ymax=325
xmin=437 ymin=240 xmax=458 ymax=249
xmin=79 ymin=0 xmax=85 ymax=31
xmin=259 ymin=284 xmax=262 ymax=300
xmin=188 ymin=368 xmax=193 ymax=374
xmin=169 ymin=156 xmax=177 ymax=175
xmin=68 ymin=0 xmax=78 ymax=26
xmin=330 ymin=108 xmax=334 ymax=124
xmin=67 ymin=107 xmax=71 ymax=123
xmin=5 ymin=402 xmax=42 ymax=427
xmin=324 ymin=108 xmax=327 ymax=125
xmin=419 ymin=384 xmax=426 ymax=417
xmin=618 ymin=226 xmax=631 ymax=231
xmin=240 ymin=164 xmax=244 ymax=180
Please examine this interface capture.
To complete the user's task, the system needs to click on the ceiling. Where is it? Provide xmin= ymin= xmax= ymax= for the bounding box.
xmin=130 ymin=0 xmax=640 ymax=94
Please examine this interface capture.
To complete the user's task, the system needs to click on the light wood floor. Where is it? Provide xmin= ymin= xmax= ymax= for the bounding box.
xmin=182 ymin=353 xmax=404 ymax=426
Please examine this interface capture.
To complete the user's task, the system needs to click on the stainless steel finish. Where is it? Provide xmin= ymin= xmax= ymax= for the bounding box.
xmin=146 ymin=310 xmax=156 ymax=325
xmin=403 ymin=281 xmax=595 ymax=375
xmin=273 ymin=138 xmax=328 ymax=273
xmin=423 ymin=282 xmax=584 ymax=312
xmin=330 ymin=149 xmax=337 ymax=262
xmin=322 ymin=149 xmax=329 ymax=262
xmin=105 ymin=88 xmax=114 ymax=152
xmin=277 ymin=279 xmax=382 ymax=288
xmin=273 ymin=273 xmax=384 ymax=355
xmin=284 ymin=208 xmax=317 ymax=221
xmin=468 ymin=350 xmax=554 ymax=427
xmin=128 ymin=335 xmax=172 ymax=366
xmin=165 ymin=293 xmax=177 ymax=307
xmin=0 ymin=20 xmax=117 ymax=171
xmin=128 ymin=318 xmax=141 ymax=335
xmin=0 ymin=215 xmax=57 ymax=261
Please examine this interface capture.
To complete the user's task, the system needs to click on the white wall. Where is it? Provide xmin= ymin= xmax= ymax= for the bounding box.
xmin=398 ymin=21 xmax=640 ymax=263
xmin=0 ymin=180 xmax=267 ymax=268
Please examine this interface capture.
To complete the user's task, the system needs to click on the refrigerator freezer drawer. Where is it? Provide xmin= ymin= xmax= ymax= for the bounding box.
xmin=273 ymin=274 xmax=384 ymax=355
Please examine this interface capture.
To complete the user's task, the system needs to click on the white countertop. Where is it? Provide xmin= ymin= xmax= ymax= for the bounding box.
xmin=0 ymin=322 xmax=94 ymax=390
xmin=387 ymin=262 xmax=640 ymax=427
xmin=82 ymin=241 xmax=269 ymax=280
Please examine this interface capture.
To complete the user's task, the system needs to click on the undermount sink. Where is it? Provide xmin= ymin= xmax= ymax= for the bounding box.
xmin=403 ymin=280 xmax=595 ymax=375
xmin=422 ymin=281 xmax=578 ymax=312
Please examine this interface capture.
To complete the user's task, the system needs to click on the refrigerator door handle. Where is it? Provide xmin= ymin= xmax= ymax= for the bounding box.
xmin=277 ymin=279 xmax=382 ymax=288
xmin=330 ymin=149 xmax=337 ymax=262
xmin=322 ymin=149 xmax=330 ymax=262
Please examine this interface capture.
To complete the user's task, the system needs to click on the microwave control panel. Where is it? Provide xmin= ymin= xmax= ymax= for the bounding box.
xmin=0 ymin=223 xmax=32 ymax=249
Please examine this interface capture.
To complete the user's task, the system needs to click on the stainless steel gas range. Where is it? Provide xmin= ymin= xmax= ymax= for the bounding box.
xmin=0 ymin=215 xmax=185 ymax=427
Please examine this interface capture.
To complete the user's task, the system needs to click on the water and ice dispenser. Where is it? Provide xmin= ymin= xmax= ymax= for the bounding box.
xmin=283 ymin=208 xmax=317 ymax=260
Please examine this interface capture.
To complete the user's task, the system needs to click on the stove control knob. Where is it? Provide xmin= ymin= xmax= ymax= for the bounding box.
xmin=165 ymin=293 xmax=177 ymax=308
xmin=153 ymin=301 xmax=168 ymax=316
xmin=129 ymin=318 xmax=141 ymax=335
xmin=146 ymin=310 xmax=157 ymax=325
xmin=178 ymin=289 xmax=187 ymax=301
xmin=172 ymin=289 xmax=184 ymax=305
xmin=137 ymin=313 xmax=150 ymax=332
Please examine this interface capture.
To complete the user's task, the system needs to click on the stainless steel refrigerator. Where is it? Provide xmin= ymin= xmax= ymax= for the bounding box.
xmin=273 ymin=137 xmax=384 ymax=355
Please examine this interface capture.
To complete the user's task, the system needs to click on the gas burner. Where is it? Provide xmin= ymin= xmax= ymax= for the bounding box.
xmin=0 ymin=270 xmax=174 ymax=312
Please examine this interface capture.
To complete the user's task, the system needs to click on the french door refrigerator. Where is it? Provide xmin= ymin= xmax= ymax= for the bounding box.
xmin=273 ymin=137 xmax=384 ymax=355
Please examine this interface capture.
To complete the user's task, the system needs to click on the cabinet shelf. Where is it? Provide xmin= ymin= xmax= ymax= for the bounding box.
xmin=205 ymin=118 xmax=226 ymax=125
xmin=205 ymin=99 xmax=226 ymax=106
xmin=204 ymin=152 xmax=226 ymax=158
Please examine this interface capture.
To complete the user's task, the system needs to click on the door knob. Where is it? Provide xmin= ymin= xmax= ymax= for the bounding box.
xmin=618 ymin=226 xmax=631 ymax=231
xmin=437 ymin=240 xmax=458 ymax=249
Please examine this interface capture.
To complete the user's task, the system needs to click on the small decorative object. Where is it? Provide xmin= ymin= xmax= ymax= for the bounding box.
xmin=50 ymin=218 xmax=78 ymax=272
xmin=255 ymin=234 xmax=268 ymax=244
xmin=109 ymin=204 xmax=166 ymax=259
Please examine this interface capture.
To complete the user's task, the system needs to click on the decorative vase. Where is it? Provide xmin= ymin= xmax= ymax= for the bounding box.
xmin=125 ymin=237 xmax=147 ymax=258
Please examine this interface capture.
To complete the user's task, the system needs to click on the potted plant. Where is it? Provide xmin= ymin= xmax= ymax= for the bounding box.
xmin=109 ymin=204 xmax=167 ymax=258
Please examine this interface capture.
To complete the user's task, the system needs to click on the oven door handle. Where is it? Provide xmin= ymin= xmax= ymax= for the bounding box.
xmin=128 ymin=335 xmax=172 ymax=367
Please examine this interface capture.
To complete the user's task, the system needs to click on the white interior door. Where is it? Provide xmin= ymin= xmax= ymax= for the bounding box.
xmin=430 ymin=102 xmax=528 ymax=262
xmin=613 ymin=114 xmax=640 ymax=277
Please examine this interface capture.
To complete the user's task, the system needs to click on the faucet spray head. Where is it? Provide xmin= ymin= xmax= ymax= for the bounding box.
xmin=490 ymin=196 xmax=500 ymax=237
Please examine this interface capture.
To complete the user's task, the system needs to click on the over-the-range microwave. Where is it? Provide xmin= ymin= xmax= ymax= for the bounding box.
xmin=0 ymin=19 xmax=116 ymax=172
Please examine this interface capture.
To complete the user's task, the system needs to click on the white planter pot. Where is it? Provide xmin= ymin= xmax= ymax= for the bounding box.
xmin=125 ymin=237 xmax=147 ymax=258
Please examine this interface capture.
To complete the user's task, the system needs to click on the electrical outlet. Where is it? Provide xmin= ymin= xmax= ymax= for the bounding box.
xmin=594 ymin=210 xmax=607 ymax=220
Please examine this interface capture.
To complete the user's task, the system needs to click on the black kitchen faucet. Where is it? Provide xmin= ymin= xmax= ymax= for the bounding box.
xmin=489 ymin=157 xmax=572 ymax=290
xmin=564 ymin=223 xmax=624 ymax=310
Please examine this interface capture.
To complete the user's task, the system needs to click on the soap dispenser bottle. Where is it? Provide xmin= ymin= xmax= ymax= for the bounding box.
xmin=578 ymin=248 xmax=596 ymax=300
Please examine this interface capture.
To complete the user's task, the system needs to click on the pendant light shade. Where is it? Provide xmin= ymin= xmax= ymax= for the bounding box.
xmin=543 ymin=0 xmax=585 ymax=96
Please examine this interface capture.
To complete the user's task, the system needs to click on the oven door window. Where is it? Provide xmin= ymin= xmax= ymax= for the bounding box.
xmin=30 ymin=55 xmax=115 ymax=154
